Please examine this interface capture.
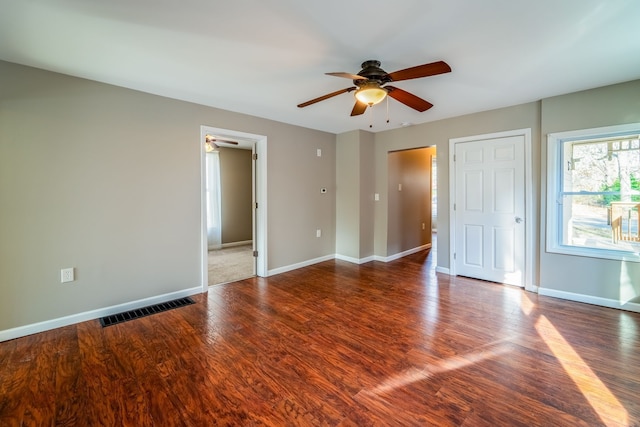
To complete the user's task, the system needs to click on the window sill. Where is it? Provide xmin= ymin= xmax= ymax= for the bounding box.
xmin=547 ymin=244 xmax=640 ymax=263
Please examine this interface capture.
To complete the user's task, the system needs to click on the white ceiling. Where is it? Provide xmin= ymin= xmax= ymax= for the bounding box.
xmin=2 ymin=0 xmax=640 ymax=134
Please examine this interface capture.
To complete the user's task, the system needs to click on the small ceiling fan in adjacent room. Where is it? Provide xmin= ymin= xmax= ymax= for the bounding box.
xmin=205 ymin=134 xmax=239 ymax=152
xmin=297 ymin=60 xmax=451 ymax=117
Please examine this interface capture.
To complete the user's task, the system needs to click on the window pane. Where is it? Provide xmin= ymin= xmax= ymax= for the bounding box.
xmin=548 ymin=125 xmax=640 ymax=261
xmin=563 ymin=137 xmax=640 ymax=199
xmin=561 ymin=195 xmax=640 ymax=252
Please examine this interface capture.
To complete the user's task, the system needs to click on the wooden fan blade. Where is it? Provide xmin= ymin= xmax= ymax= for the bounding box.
xmin=206 ymin=134 xmax=239 ymax=145
xmin=387 ymin=61 xmax=451 ymax=82
xmin=215 ymin=138 xmax=238 ymax=145
xmin=350 ymin=101 xmax=367 ymax=116
xmin=386 ymin=86 xmax=433 ymax=112
xmin=326 ymin=72 xmax=367 ymax=80
xmin=297 ymin=87 xmax=356 ymax=108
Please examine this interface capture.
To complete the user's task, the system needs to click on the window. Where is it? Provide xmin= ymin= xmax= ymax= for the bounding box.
xmin=547 ymin=123 xmax=640 ymax=261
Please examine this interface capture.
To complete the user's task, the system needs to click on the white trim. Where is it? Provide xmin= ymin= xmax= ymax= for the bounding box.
xmin=539 ymin=287 xmax=640 ymax=313
xmin=0 ymin=287 xmax=202 ymax=342
xmin=267 ymin=255 xmax=335 ymax=276
xmin=448 ymin=136 xmax=456 ymax=277
xmin=359 ymin=256 xmax=376 ymax=264
xmin=220 ymin=240 xmax=252 ymax=249
xmin=449 ymin=128 xmax=534 ymax=290
xmin=273 ymin=244 xmax=433 ymax=274
xmin=338 ymin=244 xmax=431 ymax=264
xmin=435 ymin=266 xmax=450 ymax=275
xmin=255 ymin=138 xmax=268 ymax=277
xmin=200 ymin=128 xmax=208 ymax=292
xmin=335 ymin=254 xmax=376 ymax=264
xmin=200 ymin=126 xmax=268 ymax=291
xmin=384 ymin=244 xmax=432 ymax=262
xmin=523 ymin=129 xmax=534 ymax=292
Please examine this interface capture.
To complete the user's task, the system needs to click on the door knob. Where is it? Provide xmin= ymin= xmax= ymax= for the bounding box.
xmin=515 ymin=217 xmax=523 ymax=224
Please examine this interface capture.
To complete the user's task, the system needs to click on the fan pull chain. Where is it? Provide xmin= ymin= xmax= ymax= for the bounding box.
xmin=369 ymin=104 xmax=374 ymax=128
xmin=386 ymin=96 xmax=390 ymax=124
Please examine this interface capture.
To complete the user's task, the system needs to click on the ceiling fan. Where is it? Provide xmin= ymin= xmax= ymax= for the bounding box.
xmin=297 ymin=60 xmax=451 ymax=116
xmin=205 ymin=134 xmax=238 ymax=152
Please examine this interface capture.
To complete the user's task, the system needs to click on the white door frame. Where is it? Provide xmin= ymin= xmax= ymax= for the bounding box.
xmin=448 ymin=128 xmax=535 ymax=292
xmin=200 ymin=125 xmax=268 ymax=292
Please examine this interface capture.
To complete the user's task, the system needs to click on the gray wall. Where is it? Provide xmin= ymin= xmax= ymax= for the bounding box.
xmin=0 ymin=60 xmax=335 ymax=331
xmin=336 ymin=131 xmax=361 ymax=259
xmin=218 ymin=147 xmax=252 ymax=244
xmin=359 ymin=131 xmax=375 ymax=259
xmin=336 ymin=130 xmax=375 ymax=261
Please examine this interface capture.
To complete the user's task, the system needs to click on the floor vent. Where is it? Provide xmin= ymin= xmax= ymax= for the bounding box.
xmin=99 ymin=297 xmax=195 ymax=327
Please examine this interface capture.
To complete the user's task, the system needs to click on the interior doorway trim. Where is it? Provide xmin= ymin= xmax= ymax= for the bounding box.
xmin=448 ymin=128 xmax=535 ymax=292
xmin=200 ymin=125 xmax=268 ymax=292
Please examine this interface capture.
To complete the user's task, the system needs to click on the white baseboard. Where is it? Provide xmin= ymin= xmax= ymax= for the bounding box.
xmin=222 ymin=240 xmax=252 ymax=248
xmin=267 ymin=254 xmax=335 ymax=276
xmin=209 ymin=240 xmax=252 ymax=251
xmin=0 ymin=286 xmax=202 ymax=342
xmin=435 ymin=266 xmax=450 ymax=275
xmin=538 ymin=287 xmax=640 ymax=313
xmin=270 ymin=245 xmax=432 ymax=275
xmin=336 ymin=244 xmax=431 ymax=265
xmin=335 ymin=254 xmax=375 ymax=264
xmin=383 ymin=244 xmax=431 ymax=263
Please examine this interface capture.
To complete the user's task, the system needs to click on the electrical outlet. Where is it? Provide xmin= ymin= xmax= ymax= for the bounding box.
xmin=61 ymin=268 xmax=74 ymax=283
xmin=316 ymin=229 xmax=321 ymax=238
xmin=422 ymin=223 xmax=425 ymax=230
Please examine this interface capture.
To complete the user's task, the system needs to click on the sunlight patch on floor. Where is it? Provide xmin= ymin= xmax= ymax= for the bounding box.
xmin=368 ymin=341 xmax=512 ymax=395
xmin=511 ymin=290 xmax=535 ymax=315
xmin=535 ymin=315 xmax=628 ymax=426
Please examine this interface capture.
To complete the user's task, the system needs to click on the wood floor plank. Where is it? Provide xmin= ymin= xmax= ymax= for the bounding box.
xmin=76 ymin=321 xmax=126 ymax=426
xmin=52 ymin=325 xmax=87 ymax=426
xmin=1 ymin=248 xmax=639 ymax=425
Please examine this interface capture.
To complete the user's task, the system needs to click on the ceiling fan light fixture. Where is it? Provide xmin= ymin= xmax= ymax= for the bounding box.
xmin=204 ymin=135 xmax=219 ymax=152
xmin=205 ymin=141 xmax=219 ymax=152
xmin=355 ymin=83 xmax=387 ymax=106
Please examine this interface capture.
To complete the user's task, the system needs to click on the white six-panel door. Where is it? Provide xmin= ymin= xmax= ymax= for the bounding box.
xmin=453 ymin=134 xmax=525 ymax=287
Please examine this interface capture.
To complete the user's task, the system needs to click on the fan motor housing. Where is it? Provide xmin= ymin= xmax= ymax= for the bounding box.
xmin=355 ymin=60 xmax=391 ymax=85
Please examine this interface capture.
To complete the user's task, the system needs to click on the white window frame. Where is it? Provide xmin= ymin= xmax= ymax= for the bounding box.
xmin=546 ymin=122 xmax=640 ymax=262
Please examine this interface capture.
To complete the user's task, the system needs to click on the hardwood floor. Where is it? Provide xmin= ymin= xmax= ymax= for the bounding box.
xmin=1 ymin=249 xmax=639 ymax=426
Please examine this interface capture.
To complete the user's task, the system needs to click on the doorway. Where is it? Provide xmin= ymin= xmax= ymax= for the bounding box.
xmin=449 ymin=128 xmax=533 ymax=290
xmin=207 ymin=146 xmax=253 ymax=285
xmin=386 ymin=146 xmax=435 ymax=257
xmin=200 ymin=126 xmax=267 ymax=291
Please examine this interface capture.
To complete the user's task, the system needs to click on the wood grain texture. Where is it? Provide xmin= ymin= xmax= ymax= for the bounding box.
xmin=1 ymin=248 xmax=639 ymax=426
